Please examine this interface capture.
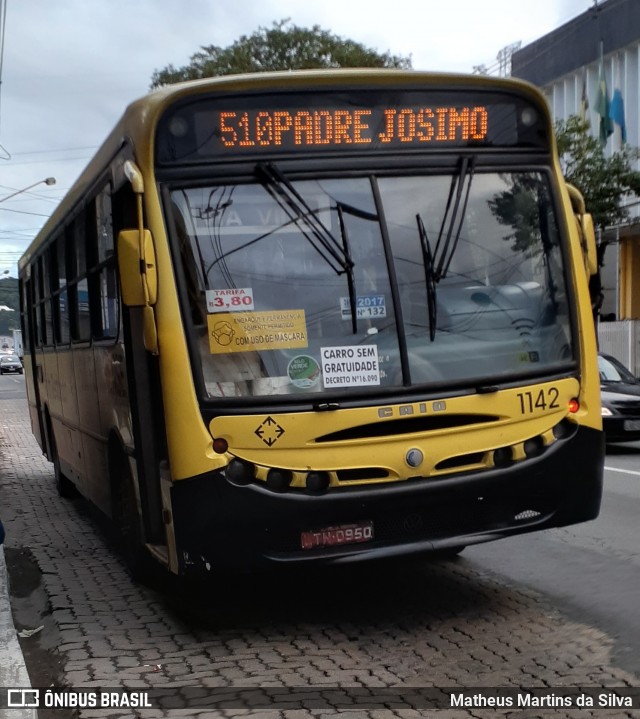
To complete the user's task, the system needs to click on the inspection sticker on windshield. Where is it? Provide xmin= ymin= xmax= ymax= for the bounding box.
xmin=207 ymin=288 xmax=255 ymax=313
xmin=321 ymin=345 xmax=380 ymax=387
xmin=340 ymin=295 xmax=386 ymax=320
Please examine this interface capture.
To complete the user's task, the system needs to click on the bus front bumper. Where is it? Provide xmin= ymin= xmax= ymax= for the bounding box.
xmin=170 ymin=425 xmax=604 ymax=574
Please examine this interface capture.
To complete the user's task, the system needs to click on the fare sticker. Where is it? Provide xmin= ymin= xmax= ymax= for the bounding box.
xmin=207 ymin=288 xmax=255 ymax=313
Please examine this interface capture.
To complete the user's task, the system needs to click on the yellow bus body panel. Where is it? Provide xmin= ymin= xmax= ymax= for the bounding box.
xmin=18 ymin=69 xmax=602 ymax=484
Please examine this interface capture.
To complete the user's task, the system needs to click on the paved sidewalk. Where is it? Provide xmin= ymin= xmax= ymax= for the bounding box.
xmin=0 ymin=543 xmax=29 ymax=682
xmin=2 ymin=397 xmax=640 ymax=719
xmin=0 ymin=400 xmax=36 ymax=719
xmin=0 ymin=544 xmax=36 ymax=719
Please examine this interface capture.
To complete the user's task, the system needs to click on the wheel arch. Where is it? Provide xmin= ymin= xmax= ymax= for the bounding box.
xmin=107 ymin=429 xmax=137 ymax=519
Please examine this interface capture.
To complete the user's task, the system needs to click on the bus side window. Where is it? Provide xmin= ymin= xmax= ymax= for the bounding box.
xmin=90 ymin=187 xmax=118 ymax=340
xmin=64 ymin=222 xmax=79 ymax=342
xmin=74 ymin=213 xmax=91 ymax=342
xmin=42 ymin=249 xmax=55 ymax=345
xmin=108 ymin=182 xmax=139 ymax=333
xmin=171 ymin=202 xmax=206 ymax=327
xmin=35 ymin=258 xmax=46 ymax=347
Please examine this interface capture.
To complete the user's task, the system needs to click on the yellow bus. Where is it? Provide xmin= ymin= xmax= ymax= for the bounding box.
xmin=19 ymin=70 xmax=604 ymax=576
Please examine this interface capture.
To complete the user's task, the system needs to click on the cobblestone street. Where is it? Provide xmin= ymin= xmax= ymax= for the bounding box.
xmin=1 ymin=398 xmax=639 ymax=719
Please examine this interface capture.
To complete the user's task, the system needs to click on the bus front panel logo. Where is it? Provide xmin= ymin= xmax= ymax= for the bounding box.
xmin=255 ymin=417 xmax=285 ymax=446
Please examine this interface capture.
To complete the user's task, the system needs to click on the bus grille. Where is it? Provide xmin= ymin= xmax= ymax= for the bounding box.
xmin=315 ymin=414 xmax=499 ymax=442
xmin=336 ymin=468 xmax=389 ymax=481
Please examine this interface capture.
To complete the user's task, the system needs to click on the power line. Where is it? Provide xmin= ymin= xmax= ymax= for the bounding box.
xmin=0 ymin=206 xmax=51 ymax=217
xmin=1 ymin=154 xmax=92 ymax=167
xmin=0 ymin=243 xmax=38 ymax=247
xmin=0 ymin=0 xmax=9 ymax=159
xmin=0 ymin=184 xmax=65 ymax=202
xmin=0 ymin=0 xmax=6 ymax=122
xmin=0 ymin=238 xmax=40 ymax=243
xmin=8 ymin=145 xmax=97 ymax=156
xmin=0 ymin=233 xmax=43 ymax=240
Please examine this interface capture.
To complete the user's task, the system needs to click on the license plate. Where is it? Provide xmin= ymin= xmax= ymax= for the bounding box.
xmin=624 ymin=420 xmax=640 ymax=431
xmin=301 ymin=521 xmax=374 ymax=550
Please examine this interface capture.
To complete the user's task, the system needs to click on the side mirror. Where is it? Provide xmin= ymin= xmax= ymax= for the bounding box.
xmin=117 ymin=228 xmax=158 ymax=354
xmin=580 ymin=212 xmax=598 ymax=276
xmin=117 ymin=229 xmax=157 ymax=306
xmin=566 ymin=183 xmax=598 ymax=277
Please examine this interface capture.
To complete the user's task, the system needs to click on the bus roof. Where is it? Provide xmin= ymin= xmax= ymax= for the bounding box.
xmin=19 ymin=69 xmax=545 ymax=271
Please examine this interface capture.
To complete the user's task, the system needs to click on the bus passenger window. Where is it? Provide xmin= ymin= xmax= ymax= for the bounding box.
xmin=89 ymin=189 xmax=119 ymax=341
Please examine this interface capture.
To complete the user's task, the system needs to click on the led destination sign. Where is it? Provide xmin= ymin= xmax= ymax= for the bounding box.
xmin=157 ymin=90 xmax=546 ymax=163
xmin=216 ymin=106 xmax=489 ymax=149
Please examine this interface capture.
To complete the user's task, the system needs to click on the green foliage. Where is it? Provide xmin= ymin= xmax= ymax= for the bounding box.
xmin=555 ymin=115 xmax=640 ymax=230
xmin=151 ymin=19 xmax=412 ymax=88
xmin=0 ymin=277 xmax=20 ymax=335
xmin=488 ymin=175 xmax=544 ymax=258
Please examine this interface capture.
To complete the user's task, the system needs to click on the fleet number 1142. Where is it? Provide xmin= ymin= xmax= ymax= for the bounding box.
xmin=516 ymin=387 xmax=560 ymax=414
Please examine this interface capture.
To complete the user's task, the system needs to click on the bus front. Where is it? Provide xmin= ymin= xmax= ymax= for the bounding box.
xmin=151 ymin=73 xmax=603 ymax=572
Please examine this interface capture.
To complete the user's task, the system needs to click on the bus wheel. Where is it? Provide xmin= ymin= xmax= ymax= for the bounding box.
xmin=114 ymin=456 xmax=156 ymax=582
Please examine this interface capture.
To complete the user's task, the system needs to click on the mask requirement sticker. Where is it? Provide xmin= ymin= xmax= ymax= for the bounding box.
xmin=208 ymin=310 xmax=308 ymax=353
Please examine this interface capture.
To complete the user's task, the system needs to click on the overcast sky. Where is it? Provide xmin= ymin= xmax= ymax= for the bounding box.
xmin=0 ymin=0 xmax=591 ymax=276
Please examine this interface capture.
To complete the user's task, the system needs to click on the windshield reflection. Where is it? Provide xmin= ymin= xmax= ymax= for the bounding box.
xmin=170 ymin=171 xmax=573 ymax=399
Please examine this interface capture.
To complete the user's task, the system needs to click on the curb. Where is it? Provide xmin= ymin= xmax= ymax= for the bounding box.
xmin=0 ymin=545 xmax=37 ymax=719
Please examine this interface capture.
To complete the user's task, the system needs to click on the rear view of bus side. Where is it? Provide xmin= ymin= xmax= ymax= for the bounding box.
xmin=19 ymin=70 xmax=604 ymax=576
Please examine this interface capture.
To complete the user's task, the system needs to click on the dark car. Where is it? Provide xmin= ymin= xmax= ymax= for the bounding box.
xmin=599 ymin=353 xmax=640 ymax=442
xmin=0 ymin=355 xmax=23 ymax=375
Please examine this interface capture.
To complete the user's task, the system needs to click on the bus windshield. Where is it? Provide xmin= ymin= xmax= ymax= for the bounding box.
xmin=169 ymin=169 xmax=572 ymax=399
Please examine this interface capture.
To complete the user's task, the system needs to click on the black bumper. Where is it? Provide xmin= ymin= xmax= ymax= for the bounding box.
xmin=603 ymin=416 xmax=640 ymax=442
xmin=171 ymin=425 xmax=604 ymax=573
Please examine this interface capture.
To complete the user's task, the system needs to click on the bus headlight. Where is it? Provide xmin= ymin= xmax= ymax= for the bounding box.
xmin=493 ymin=446 xmax=514 ymax=468
xmin=306 ymin=471 xmax=330 ymax=494
xmin=523 ymin=436 xmax=545 ymax=458
xmin=226 ymin=459 xmax=255 ymax=486
xmin=266 ymin=468 xmax=293 ymax=492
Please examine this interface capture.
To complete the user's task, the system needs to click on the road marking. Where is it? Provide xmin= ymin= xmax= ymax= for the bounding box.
xmin=604 ymin=465 xmax=640 ymax=477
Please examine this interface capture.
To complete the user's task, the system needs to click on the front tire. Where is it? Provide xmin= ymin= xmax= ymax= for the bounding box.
xmin=50 ymin=427 xmax=76 ymax=498
xmin=113 ymin=452 xmax=157 ymax=582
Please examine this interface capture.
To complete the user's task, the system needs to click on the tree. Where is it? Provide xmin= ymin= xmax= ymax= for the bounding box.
xmin=555 ymin=115 xmax=640 ymax=230
xmin=554 ymin=116 xmax=640 ymax=317
xmin=150 ymin=19 xmax=412 ymax=88
xmin=488 ymin=174 xmax=546 ymax=259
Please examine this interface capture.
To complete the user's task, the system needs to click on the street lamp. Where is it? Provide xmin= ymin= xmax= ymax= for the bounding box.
xmin=0 ymin=177 xmax=56 ymax=204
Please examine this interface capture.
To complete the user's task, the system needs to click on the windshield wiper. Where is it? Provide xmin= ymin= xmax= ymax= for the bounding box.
xmin=256 ymin=161 xmax=359 ymax=333
xmin=336 ymin=203 xmax=358 ymax=334
xmin=415 ymin=157 xmax=475 ymax=341
xmin=256 ymin=162 xmax=352 ymax=274
xmin=433 ymin=156 xmax=476 ymax=281
xmin=416 ymin=213 xmax=437 ymax=342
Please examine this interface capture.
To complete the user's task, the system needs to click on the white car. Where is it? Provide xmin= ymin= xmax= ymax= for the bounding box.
xmin=0 ymin=355 xmax=23 ymax=375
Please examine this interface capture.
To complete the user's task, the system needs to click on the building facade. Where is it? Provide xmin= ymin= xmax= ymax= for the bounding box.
xmin=511 ymin=0 xmax=640 ymax=369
